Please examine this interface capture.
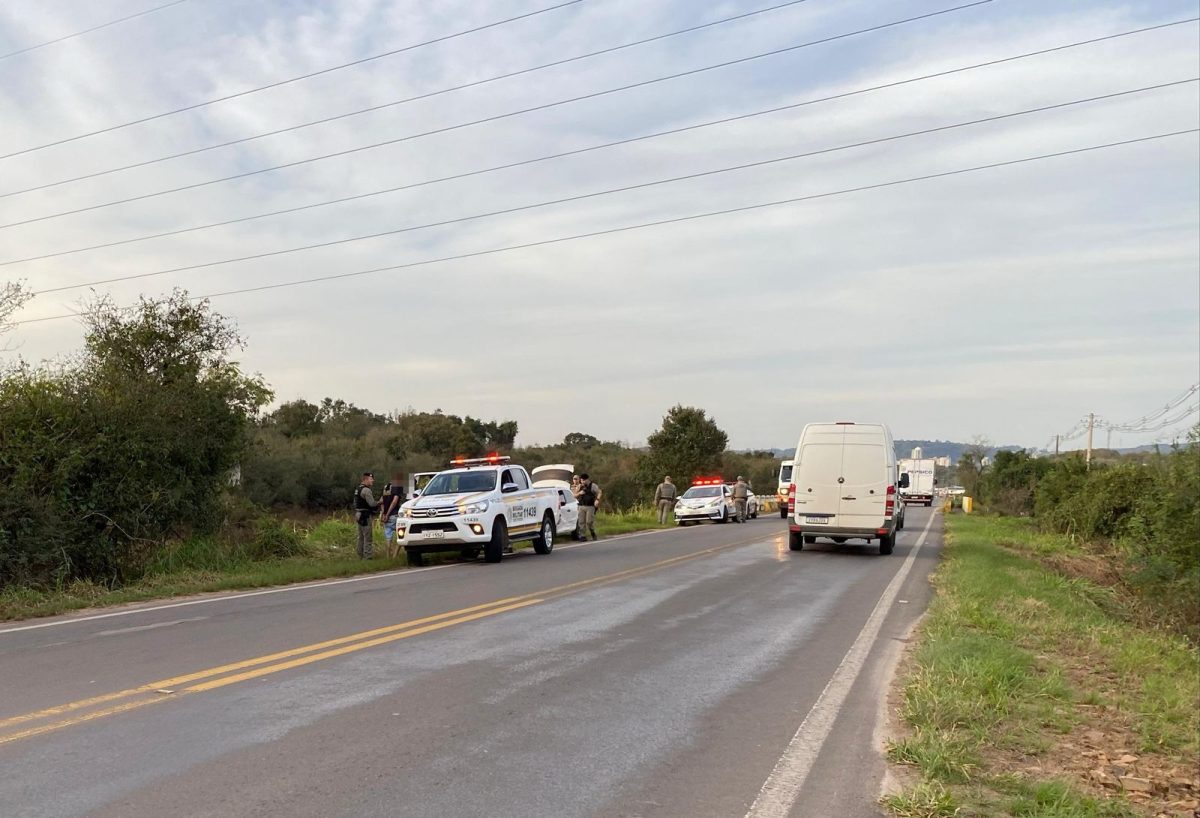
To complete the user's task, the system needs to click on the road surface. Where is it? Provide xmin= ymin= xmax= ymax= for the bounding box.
xmin=0 ymin=509 xmax=942 ymax=818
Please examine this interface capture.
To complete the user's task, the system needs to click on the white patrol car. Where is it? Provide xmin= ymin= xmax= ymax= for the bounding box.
xmin=396 ymin=456 xmax=561 ymax=565
xmin=674 ymin=478 xmax=758 ymax=524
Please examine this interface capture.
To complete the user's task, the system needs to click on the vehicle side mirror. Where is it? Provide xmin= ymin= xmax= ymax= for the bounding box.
xmin=502 ymin=483 xmax=519 ymax=494
xmin=898 ymin=473 xmax=910 ymax=488
xmin=933 ymin=478 xmax=938 ymax=486
xmin=412 ymin=490 xmax=421 ymax=498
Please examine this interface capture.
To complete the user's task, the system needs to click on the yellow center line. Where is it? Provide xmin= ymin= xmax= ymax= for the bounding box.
xmin=0 ymin=532 xmax=768 ymax=745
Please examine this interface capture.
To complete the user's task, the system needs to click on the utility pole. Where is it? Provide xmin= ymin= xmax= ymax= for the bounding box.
xmin=1106 ymin=428 xmax=1112 ymax=450
xmin=1086 ymin=412 xmax=1095 ymax=469
xmin=1054 ymin=434 xmax=1059 ymax=457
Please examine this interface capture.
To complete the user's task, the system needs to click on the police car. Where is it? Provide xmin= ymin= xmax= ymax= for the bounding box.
xmin=673 ymin=478 xmax=758 ymax=524
xmin=396 ymin=455 xmax=561 ymax=565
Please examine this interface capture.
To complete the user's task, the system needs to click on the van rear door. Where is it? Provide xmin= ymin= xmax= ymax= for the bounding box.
xmin=839 ymin=440 xmax=887 ymax=530
xmin=792 ymin=433 xmax=845 ymax=525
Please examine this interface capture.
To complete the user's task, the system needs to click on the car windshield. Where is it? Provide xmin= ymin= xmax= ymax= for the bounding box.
xmin=421 ymin=470 xmax=497 ymax=496
xmin=682 ymin=486 xmax=722 ymax=499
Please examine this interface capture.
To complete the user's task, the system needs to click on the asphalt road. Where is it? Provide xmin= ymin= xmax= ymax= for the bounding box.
xmin=0 ymin=508 xmax=943 ymax=818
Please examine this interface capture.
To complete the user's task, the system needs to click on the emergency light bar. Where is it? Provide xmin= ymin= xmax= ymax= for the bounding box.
xmin=449 ymin=453 xmax=510 ymax=467
xmin=692 ymin=477 xmax=724 ymax=486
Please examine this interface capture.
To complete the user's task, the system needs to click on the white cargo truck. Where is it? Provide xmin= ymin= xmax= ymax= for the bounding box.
xmin=897 ymin=454 xmax=936 ymax=506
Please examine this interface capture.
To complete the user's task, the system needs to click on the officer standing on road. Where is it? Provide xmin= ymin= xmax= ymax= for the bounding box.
xmin=574 ymin=473 xmax=603 ymax=541
xmin=354 ymin=472 xmax=381 ymax=559
xmin=653 ymin=476 xmax=677 ymax=525
xmin=732 ymin=476 xmax=750 ymax=524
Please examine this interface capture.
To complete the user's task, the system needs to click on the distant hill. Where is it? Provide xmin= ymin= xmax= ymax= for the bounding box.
xmin=756 ymin=439 xmax=1023 ymax=464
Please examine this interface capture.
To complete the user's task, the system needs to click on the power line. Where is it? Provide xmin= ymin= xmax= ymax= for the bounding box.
xmin=1 ymin=0 xmax=815 ymax=196
xmin=29 ymin=80 xmax=1195 ymax=296
xmin=1097 ymin=383 xmax=1199 ymax=431
xmin=13 ymin=128 xmax=1195 ymax=326
xmin=5 ymin=18 xmax=1191 ymax=268
xmin=0 ymin=1 xmax=992 ymax=230
xmin=0 ymin=0 xmax=585 ymax=159
xmin=0 ymin=0 xmax=189 ymax=61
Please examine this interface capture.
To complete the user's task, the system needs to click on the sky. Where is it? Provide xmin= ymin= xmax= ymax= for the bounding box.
xmin=1 ymin=0 xmax=1197 ymax=451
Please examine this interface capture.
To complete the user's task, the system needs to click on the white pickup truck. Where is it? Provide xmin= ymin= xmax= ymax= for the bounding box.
xmin=396 ymin=456 xmax=563 ymax=565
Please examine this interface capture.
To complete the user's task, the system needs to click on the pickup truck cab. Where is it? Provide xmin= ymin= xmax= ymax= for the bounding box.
xmin=396 ymin=456 xmax=560 ymax=565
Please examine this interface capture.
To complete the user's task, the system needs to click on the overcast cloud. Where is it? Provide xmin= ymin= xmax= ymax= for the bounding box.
xmin=1 ymin=0 xmax=1197 ymax=450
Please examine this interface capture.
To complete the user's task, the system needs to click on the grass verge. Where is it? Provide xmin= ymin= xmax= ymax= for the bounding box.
xmin=0 ymin=510 xmax=667 ymax=622
xmin=884 ymin=514 xmax=1199 ymax=817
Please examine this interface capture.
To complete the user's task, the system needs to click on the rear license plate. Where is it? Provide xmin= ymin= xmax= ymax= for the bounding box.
xmin=423 ymin=531 xmax=446 ymax=539
xmin=805 ymin=517 xmax=830 ymax=525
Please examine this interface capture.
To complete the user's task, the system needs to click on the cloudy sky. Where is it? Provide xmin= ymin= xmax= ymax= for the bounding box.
xmin=1 ymin=0 xmax=1197 ymax=450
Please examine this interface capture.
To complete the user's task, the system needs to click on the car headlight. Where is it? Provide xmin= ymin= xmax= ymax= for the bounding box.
xmin=459 ymin=500 xmax=490 ymax=515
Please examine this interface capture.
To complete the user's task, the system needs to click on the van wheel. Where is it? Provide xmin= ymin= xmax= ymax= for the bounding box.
xmin=788 ymin=532 xmax=803 ymax=551
xmin=485 ymin=520 xmax=507 ymax=563
xmin=405 ymin=549 xmax=424 ymax=567
xmin=533 ymin=514 xmax=555 ymax=555
xmin=879 ymin=532 xmax=895 ymax=555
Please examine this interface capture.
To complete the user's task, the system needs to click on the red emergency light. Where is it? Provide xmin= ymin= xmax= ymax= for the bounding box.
xmin=692 ymin=477 xmax=724 ymax=486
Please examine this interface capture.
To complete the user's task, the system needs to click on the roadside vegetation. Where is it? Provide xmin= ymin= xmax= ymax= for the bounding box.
xmin=1 ymin=290 xmax=778 ymax=620
xmin=885 ymin=431 xmax=1200 ymax=818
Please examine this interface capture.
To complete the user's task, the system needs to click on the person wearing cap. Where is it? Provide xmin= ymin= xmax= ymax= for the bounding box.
xmin=353 ymin=472 xmax=381 ymax=559
xmin=573 ymin=473 xmax=603 ymax=541
xmin=653 ymin=476 xmax=677 ymax=525
xmin=731 ymin=475 xmax=750 ymax=523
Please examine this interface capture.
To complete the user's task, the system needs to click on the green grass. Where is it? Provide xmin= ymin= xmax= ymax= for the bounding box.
xmin=884 ymin=514 xmax=1198 ymax=817
xmin=0 ymin=509 xmax=668 ymax=622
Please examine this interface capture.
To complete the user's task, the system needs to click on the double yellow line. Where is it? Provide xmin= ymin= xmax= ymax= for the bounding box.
xmin=0 ymin=534 xmax=767 ymax=746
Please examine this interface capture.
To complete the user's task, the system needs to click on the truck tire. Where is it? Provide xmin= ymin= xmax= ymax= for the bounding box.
xmin=788 ymin=532 xmax=804 ymax=551
xmin=485 ymin=519 xmax=507 ymax=563
xmin=879 ymin=531 xmax=896 ymax=555
xmin=405 ymin=548 xmax=424 ymax=567
xmin=533 ymin=513 xmax=555 ymax=555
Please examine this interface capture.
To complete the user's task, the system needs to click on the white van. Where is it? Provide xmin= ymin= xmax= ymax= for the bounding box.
xmin=786 ymin=422 xmax=902 ymax=555
xmin=776 ymin=459 xmax=794 ymax=519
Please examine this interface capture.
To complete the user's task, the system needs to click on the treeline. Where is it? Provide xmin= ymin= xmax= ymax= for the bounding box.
xmin=1 ymin=293 xmax=780 ymax=590
xmin=964 ymin=437 xmax=1199 ymax=629
xmin=243 ymin=404 xmax=781 ymax=514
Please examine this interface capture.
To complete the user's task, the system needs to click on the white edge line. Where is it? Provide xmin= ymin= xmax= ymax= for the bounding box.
xmin=744 ymin=511 xmax=937 ymax=818
xmin=0 ymin=524 xmax=688 ymax=635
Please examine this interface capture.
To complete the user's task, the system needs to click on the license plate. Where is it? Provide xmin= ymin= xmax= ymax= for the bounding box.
xmin=423 ymin=531 xmax=446 ymax=539
xmin=806 ymin=516 xmax=830 ymax=525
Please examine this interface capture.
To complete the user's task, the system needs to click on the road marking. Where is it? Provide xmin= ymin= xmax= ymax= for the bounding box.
xmin=744 ymin=512 xmax=936 ymax=818
xmin=0 ymin=525 xmax=685 ymax=635
xmin=0 ymin=530 xmax=770 ymax=745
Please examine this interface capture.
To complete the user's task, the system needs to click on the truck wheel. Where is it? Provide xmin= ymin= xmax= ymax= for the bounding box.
xmin=485 ymin=520 xmax=507 ymax=563
xmin=533 ymin=513 xmax=555 ymax=555
xmin=405 ymin=549 xmax=424 ymax=567
xmin=879 ymin=532 xmax=896 ymax=555
xmin=788 ymin=532 xmax=804 ymax=551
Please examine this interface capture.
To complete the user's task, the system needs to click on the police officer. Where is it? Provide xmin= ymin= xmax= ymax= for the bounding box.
xmin=573 ymin=473 xmax=603 ymax=541
xmin=653 ymin=476 xmax=677 ymax=524
xmin=354 ymin=472 xmax=381 ymax=559
xmin=731 ymin=476 xmax=750 ymax=523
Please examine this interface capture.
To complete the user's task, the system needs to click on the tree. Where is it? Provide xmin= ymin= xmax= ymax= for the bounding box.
xmin=956 ymin=436 xmax=991 ymax=498
xmin=0 ymin=281 xmax=32 ymax=352
xmin=269 ymin=400 xmax=323 ymax=438
xmin=638 ymin=406 xmax=729 ymax=488
xmin=1 ymin=291 xmax=272 ymax=585
xmin=563 ymin=432 xmax=600 ymax=449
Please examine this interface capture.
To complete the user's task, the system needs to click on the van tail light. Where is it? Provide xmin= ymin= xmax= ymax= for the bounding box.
xmin=885 ymin=485 xmax=896 ymax=517
xmin=787 ymin=483 xmax=796 ymax=513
